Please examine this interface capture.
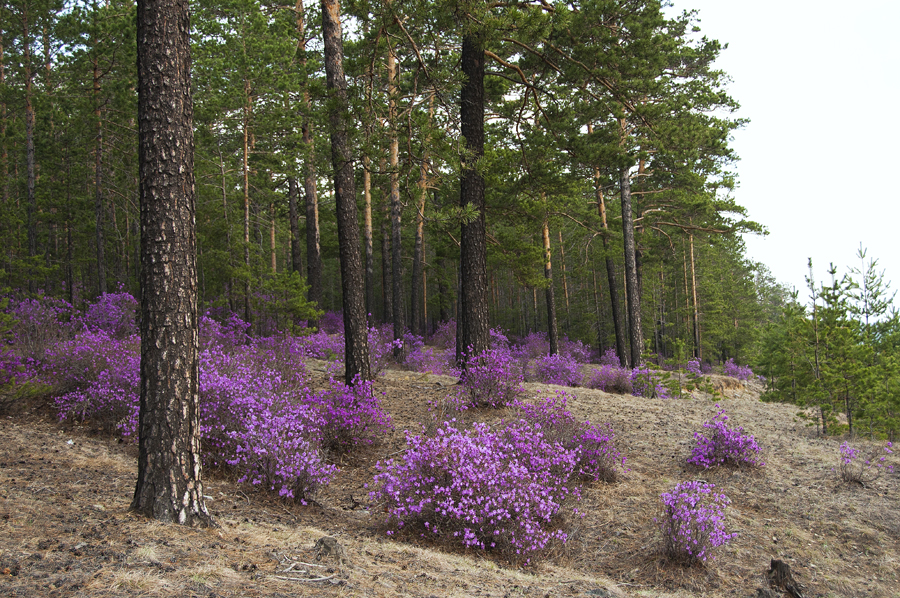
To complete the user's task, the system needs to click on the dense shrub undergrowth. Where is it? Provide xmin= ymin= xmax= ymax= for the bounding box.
xmin=4 ymin=296 xmax=765 ymax=565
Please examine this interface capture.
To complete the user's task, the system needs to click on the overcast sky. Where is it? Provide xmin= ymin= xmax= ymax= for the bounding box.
xmin=668 ymin=0 xmax=900 ymax=298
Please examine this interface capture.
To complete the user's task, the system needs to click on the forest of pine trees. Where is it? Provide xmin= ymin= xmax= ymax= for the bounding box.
xmin=2 ymin=0 xmax=898 ymax=437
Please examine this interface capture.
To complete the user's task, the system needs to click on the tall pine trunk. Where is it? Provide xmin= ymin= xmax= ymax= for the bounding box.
xmin=93 ymin=54 xmax=106 ymax=296
xmin=620 ymin=165 xmax=643 ymax=368
xmin=542 ymin=218 xmax=558 ymax=355
xmin=388 ymin=49 xmax=403 ymax=357
xmin=132 ymin=0 xmax=212 ymax=527
xmin=321 ymin=0 xmax=371 ymax=384
xmin=593 ymin=161 xmax=626 ymax=366
xmin=363 ymin=155 xmax=375 ymax=322
xmin=288 ymin=177 xmax=303 ymax=275
xmin=456 ymin=34 xmax=489 ymax=367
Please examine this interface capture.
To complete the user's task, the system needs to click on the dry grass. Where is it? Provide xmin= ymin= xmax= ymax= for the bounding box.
xmin=1 ymin=367 xmax=899 ymax=597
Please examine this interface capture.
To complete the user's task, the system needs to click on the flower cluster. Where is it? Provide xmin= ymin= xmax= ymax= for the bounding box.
xmin=599 ymin=347 xmax=621 ymax=367
xmin=311 ymin=375 xmax=393 ymax=454
xmin=225 ymin=397 xmax=336 ymax=502
xmin=723 ymin=358 xmax=753 ymax=381
xmin=7 ymin=294 xmax=77 ymax=361
xmin=658 ymin=481 xmax=736 ymax=564
xmin=429 ymin=319 xmax=456 ymax=350
xmin=82 ymin=289 xmax=138 ymax=339
xmin=837 ymin=441 xmax=894 ymax=485
xmin=685 ymin=359 xmax=702 ymax=378
xmin=453 ymin=347 xmax=524 ymax=409
xmin=370 ymin=419 xmax=580 ymax=562
xmin=318 ymin=310 xmax=344 ymax=334
xmin=687 ymin=407 xmax=763 ymax=469
xmin=532 ymin=353 xmax=583 ymax=387
xmin=514 ymin=391 xmax=626 ymax=483
xmin=559 ymin=337 xmax=591 ymax=363
xmin=585 ymin=364 xmax=633 ymax=394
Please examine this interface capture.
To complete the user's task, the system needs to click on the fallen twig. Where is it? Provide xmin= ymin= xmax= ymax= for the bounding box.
xmin=273 ymin=574 xmax=336 ymax=582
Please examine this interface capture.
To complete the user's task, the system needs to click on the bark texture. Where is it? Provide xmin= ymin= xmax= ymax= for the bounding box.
xmin=321 ymin=0 xmax=372 ymax=384
xmin=542 ymin=219 xmax=558 ymax=355
xmin=594 ymin=169 xmax=626 ymax=367
xmin=132 ymin=0 xmax=212 ymax=527
xmin=288 ymin=176 xmax=303 ymax=276
xmin=620 ymin=165 xmax=643 ymax=368
xmin=456 ymin=34 xmax=490 ymax=367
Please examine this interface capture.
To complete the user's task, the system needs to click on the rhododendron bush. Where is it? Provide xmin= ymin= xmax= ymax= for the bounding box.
xmin=370 ymin=419 xmax=580 ymax=563
xmin=10 ymin=295 xmax=391 ymax=502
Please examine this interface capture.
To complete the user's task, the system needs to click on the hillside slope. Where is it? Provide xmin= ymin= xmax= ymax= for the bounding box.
xmin=1 ymin=369 xmax=898 ymax=597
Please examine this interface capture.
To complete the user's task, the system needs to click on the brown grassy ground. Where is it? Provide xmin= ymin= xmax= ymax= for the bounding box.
xmin=2 ymin=367 xmax=899 ymax=598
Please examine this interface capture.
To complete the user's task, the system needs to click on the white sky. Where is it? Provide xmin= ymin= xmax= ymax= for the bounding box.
xmin=669 ymin=0 xmax=900 ymax=297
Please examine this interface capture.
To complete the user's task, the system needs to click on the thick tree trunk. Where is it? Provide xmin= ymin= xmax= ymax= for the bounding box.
xmin=557 ymin=230 xmax=570 ymax=334
xmin=387 ymin=49 xmax=404 ymax=357
xmin=0 ymin=31 xmax=7 ymax=204
xmin=269 ymin=201 xmax=276 ymax=272
xmin=620 ymin=165 xmax=643 ymax=368
xmin=542 ymin=219 xmax=558 ymax=355
xmin=381 ymin=187 xmax=392 ymax=323
xmin=410 ymin=94 xmax=434 ymax=337
xmin=93 ymin=57 xmax=106 ymax=296
xmin=456 ymin=34 xmax=489 ymax=367
xmin=287 ymin=177 xmax=303 ymax=275
xmin=132 ymin=0 xmax=212 ymax=527
xmin=363 ymin=156 xmax=375 ymax=322
xmin=321 ymin=0 xmax=371 ymax=384
xmin=242 ymin=88 xmax=252 ymax=324
xmin=593 ymin=164 xmax=626 ymax=367
xmin=296 ymin=0 xmax=322 ymax=323
xmin=689 ymin=232 xmax=701 ymax=359
xmin=24 ymin=20 xmax=37 ymax=271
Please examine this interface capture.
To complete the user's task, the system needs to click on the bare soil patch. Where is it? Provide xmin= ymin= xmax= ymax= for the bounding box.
xmin=2 ymin=368 xmax=898 ymax=597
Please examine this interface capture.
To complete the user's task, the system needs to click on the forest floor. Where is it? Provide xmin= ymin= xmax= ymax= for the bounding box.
xmin=2 ymin=364 xmax=899 ymax=598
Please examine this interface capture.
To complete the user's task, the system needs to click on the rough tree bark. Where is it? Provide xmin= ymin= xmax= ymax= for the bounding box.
xmin=456 ymin=34 xmax=490 ymax=367
xmin=321 ymin=0 xmax=372 ymax=384
xmin=590 ymin=122 xmax=626 ymax=367
xmin=131 ymin=0 xmax=212 ymax=527
xmin=288 ymin=177 xmax=303 ymax=276
xmin=542 ymin=218 xmax=559 ymax=356
xmin=620 ymin=164 xmax=643 ymax=368
xmin=387 ymin=48 xmax=404 ymax=358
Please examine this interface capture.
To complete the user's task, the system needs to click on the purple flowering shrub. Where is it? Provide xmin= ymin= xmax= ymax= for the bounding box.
xmin=369 ymin=324 xmax=403 ymax=373
xmin=370 ymin=419 xmax=580 ymax=563
xmin=585 ymin=364 xmax=633 ymax=394
xmin=312 ymin=376 xmax=393 ymax=454
xmin=515 ymin=331 xmax=550 ymax=359
xmin=532 ymin=353 xmax=582 ymax=387
xmin=318 ymin=310 xmax=344 ymax=334
xmin=404 ymin=345 xmax=458 ymax=376
xmin=837 ymin=441 xmax=894 ymax=485
xmin=687 ymin=407 xmax=763 ymax=469
xmin=52 ymin=332 xmax=140 ymax=435
xmin=82 ymin=290 xmax=138 ymax=339
xmin=685 ymin=359 xmax=702 ymax=378
xmin=630 ymin=367 xmax=670 ymax=399
xmin=658 ymin=481 xmax=736 ymax=564
xmin=225 ymin=397 xmax=336 ymax=502
xmin=514 ymin=391 xmax=626 ymax=483
xmin=599 ymin=348 xmax=621 ymax=367
xmin=429 ymin=319 xmax=456 ymax=349
xmin=301 ymin=329 xmax=344 ymax=361
xmin=559 ymin=337 xmax=591 ymax=363
xmin=453 ymin=347 xmax=524 ymax=409
xmin=723 ymin=358 xmax=753 ymax=381
xmin=199 ymin=312 xmax=251 ymax=350
xmin=8 ymin=294 xmax=76 ymax=361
